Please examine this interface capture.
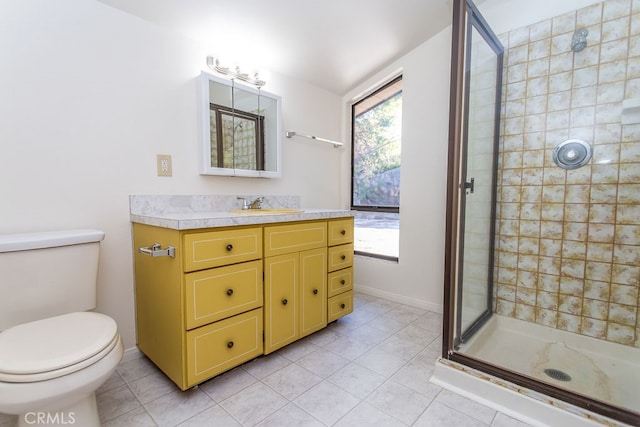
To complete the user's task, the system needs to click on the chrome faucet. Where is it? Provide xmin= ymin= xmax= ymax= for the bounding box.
xmin=237 ymin=196 xmax=264 ymax=210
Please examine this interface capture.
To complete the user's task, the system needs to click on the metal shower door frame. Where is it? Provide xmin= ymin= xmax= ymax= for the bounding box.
xmin=453 ymin=0 xmax=503 ymax=347
xmin=442 ymin=1 xmax=639 ymax=424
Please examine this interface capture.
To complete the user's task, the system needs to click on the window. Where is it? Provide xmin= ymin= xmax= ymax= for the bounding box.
xmin=351 ymin=76 xmax=402 ymax=260
xmin=209 ymin=103 xmax=265 ymax=170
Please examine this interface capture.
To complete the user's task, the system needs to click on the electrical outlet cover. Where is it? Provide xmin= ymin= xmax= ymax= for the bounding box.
xmin=157 ymin=154 xmax=172 ymax=177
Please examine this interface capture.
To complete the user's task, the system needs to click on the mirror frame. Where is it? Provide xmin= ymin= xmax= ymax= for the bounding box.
xmin=199 ymin=71 xmax=282 ymax=178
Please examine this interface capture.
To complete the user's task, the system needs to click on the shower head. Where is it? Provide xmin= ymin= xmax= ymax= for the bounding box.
xmin=571 ymin=28 xmax=588 ymax=53
xmin=553 ymin=138 xmax=592 ymax=169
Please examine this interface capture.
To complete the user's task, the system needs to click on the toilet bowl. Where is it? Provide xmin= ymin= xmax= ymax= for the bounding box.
xmin=0 ymin=312 xmax=123 ymax=426
xmin=0 ymin=229 xmax=121 ymax=426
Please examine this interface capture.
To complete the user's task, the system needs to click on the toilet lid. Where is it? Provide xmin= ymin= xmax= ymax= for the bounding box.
xmin=0 ymin=312 xmax=118 ymax=378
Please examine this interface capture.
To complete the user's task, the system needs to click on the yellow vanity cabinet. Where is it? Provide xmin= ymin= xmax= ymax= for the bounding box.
xmin=133 ymin=215 xmax=354 ymax=389
xmin=327 ymin=218 xmax=354 ymax=322
xmin=263 ymin=221 xmax=327 ymax=354
xmin=133 ymin=223 xmax=263 ymax=390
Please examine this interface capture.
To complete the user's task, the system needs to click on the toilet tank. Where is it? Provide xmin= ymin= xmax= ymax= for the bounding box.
xmin=0 ymin=229 xmax=105 ymax=331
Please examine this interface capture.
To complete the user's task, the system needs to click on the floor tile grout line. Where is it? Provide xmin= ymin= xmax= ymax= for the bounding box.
xmin=4 ymin=295 xmax=532 ymax=427
xmin=99 ymin=380 xmax=159 ymax=426
xmin=126 ymin=380 xmax=161 ymax=427
xmin=184 ymin=396 xmax=242 ymax=427
xmin=96 ymin=295 xmax=452 ymax=426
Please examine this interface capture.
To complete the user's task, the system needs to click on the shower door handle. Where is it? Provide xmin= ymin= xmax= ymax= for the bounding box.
xmin=462 ymin=178 xmax=475 ymax=194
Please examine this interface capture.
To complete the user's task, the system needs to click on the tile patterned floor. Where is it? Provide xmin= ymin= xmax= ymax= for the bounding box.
xmin=0 ymin=293 xmax=534 ymax=426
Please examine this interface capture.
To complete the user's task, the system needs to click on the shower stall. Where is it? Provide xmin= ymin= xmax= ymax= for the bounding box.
xmin=439 ymin=0 xmax=640 ymax=425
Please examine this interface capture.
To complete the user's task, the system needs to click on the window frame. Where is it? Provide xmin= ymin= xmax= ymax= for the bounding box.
xmin=350 ymin=75 xmax=402 ymax=214
xmin=350 ymin=75 xmax=403 ymax=261
xmin=209 ymin=103 xmax=265 ymax=170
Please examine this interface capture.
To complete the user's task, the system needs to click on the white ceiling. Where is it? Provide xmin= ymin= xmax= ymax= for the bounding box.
xmin=97 ymin=0 xmax=454 ymax=95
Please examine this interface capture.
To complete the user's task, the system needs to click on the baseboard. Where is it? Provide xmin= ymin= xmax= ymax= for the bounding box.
xmin=121 ymin=346 xmax=144 ymax=364
xmin=354 ymin=283 xmax=443 ymax=314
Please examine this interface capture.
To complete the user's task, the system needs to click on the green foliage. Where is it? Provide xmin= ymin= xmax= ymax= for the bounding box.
xmin=353 ymin=93 xmax=402 ymax=206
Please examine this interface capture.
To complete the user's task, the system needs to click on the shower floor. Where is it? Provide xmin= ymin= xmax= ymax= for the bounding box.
xmin=457 ymin=315 xmax=640 ymax=415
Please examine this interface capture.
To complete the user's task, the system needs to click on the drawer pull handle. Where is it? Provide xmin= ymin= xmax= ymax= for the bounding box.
xmin=138 ymin=243 xmax=175 ymax=258
xmin=227 ymin=341 xmax=234 ymax=349
xmin=226 ymin=288 xmax=234 ymax=296
xmin=340 ymin=303 xmax=346 ymax=309
xmin=340 ymin=254 xmax=346 ymax=260
xmin=226 ymin=244 xmax=233 ymax=251
xmin=340 ymin=279 xmax=346 ymax=285
xmin=313 ymin=289 xmax=318 ymax=295
xmin=340 ymin=229 xmax=346 ymax=235
xmin=282 ymin=298 xmax=288 ymax=305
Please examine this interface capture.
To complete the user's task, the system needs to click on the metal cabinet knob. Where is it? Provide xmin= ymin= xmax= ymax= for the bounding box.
xmin=226 ymin=288 xmax=234 ymax=296
xmin=313 ymin=289 xmax=318 ymax=295
xmin=282 ymin=298 xmax=288 ymax=305
xmin=227 ymin=341 xmax=234 ymax=349
xmin=226 ymin=244 xmax=233 ymax=251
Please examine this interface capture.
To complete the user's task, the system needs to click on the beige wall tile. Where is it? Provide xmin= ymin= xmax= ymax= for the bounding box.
xmin=493 ymin=3 xmax=638 ymax=348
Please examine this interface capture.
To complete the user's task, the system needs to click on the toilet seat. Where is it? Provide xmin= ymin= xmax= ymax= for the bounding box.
xmin=0 ymin=312 xmax=119 ymax=383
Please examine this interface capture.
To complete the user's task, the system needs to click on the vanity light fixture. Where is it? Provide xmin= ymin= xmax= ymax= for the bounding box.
xmin=206 ymin=56 xmax=266 ymax=88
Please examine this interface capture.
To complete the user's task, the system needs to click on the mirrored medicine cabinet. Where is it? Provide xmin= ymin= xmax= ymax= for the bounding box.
xmin=200 ymin=71 xmax=282 ymax=178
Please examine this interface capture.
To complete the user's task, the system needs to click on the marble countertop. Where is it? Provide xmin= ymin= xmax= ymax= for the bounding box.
xmin=130 ymin=195 xmax=353 ymax=230
xmin=130 ymin=208 xmax=354 ymax=230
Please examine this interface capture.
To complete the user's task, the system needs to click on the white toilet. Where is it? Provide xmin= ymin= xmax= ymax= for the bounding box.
xmin=0 ymin=230 xmax=123 ymax=427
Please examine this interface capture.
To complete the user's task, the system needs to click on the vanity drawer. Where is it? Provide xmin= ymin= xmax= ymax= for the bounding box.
xmin=183 ymin=227 xmax=262 ymax=271
xmin=327 ymin=267 xmax=353 ymax=298
xmin=186 ymin=308 xmax=263 ymax=387
xmin=328 ymin=218 xmax=354 ymax=246
xmin=327 ymin=243 xmax=354 ymax=272
xmin=328 ymin=291 xmax=353 ymax=322
xmin=184 ymin=260 xmax=263 ymax=330
xmin=264 ymin=221 xmax=327 ymax=257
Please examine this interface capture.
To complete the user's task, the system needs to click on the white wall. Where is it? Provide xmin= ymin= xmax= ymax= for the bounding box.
xmin=479 ymin=0 xmax=604 ymax=34
xmin=343 ymin=28 xmax=454 ymax=313
xmin=343 ymin=0 xmax=607 ymax=314
xmin=0 ymin=0 xmax=343 ymax=348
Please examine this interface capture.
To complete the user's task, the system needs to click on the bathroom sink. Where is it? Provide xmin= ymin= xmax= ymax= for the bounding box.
xmin=229 ymin=208 xmax=304 ymax=215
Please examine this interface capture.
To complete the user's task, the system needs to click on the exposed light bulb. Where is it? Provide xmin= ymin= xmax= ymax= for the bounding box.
xmin=206 ymin=56 xmax=266 ymax=88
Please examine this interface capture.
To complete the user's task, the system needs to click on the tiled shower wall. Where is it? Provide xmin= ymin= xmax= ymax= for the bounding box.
xmin=494 ymin=0 xmax=640 ymax=347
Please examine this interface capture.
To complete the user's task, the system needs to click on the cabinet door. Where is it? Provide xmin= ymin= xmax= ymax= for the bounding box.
xmin=299 ymin=247 xmax=327 ymax=337
xmin=264 ymin=253 xmax=298 ymax=353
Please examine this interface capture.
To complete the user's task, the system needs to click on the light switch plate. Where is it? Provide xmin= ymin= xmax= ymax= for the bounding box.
xmin=157 ymin=154 xmax=172 ymax=177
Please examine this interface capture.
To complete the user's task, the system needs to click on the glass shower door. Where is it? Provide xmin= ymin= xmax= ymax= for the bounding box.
xmin=455 ymin=0 xmax=503 ymax=345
